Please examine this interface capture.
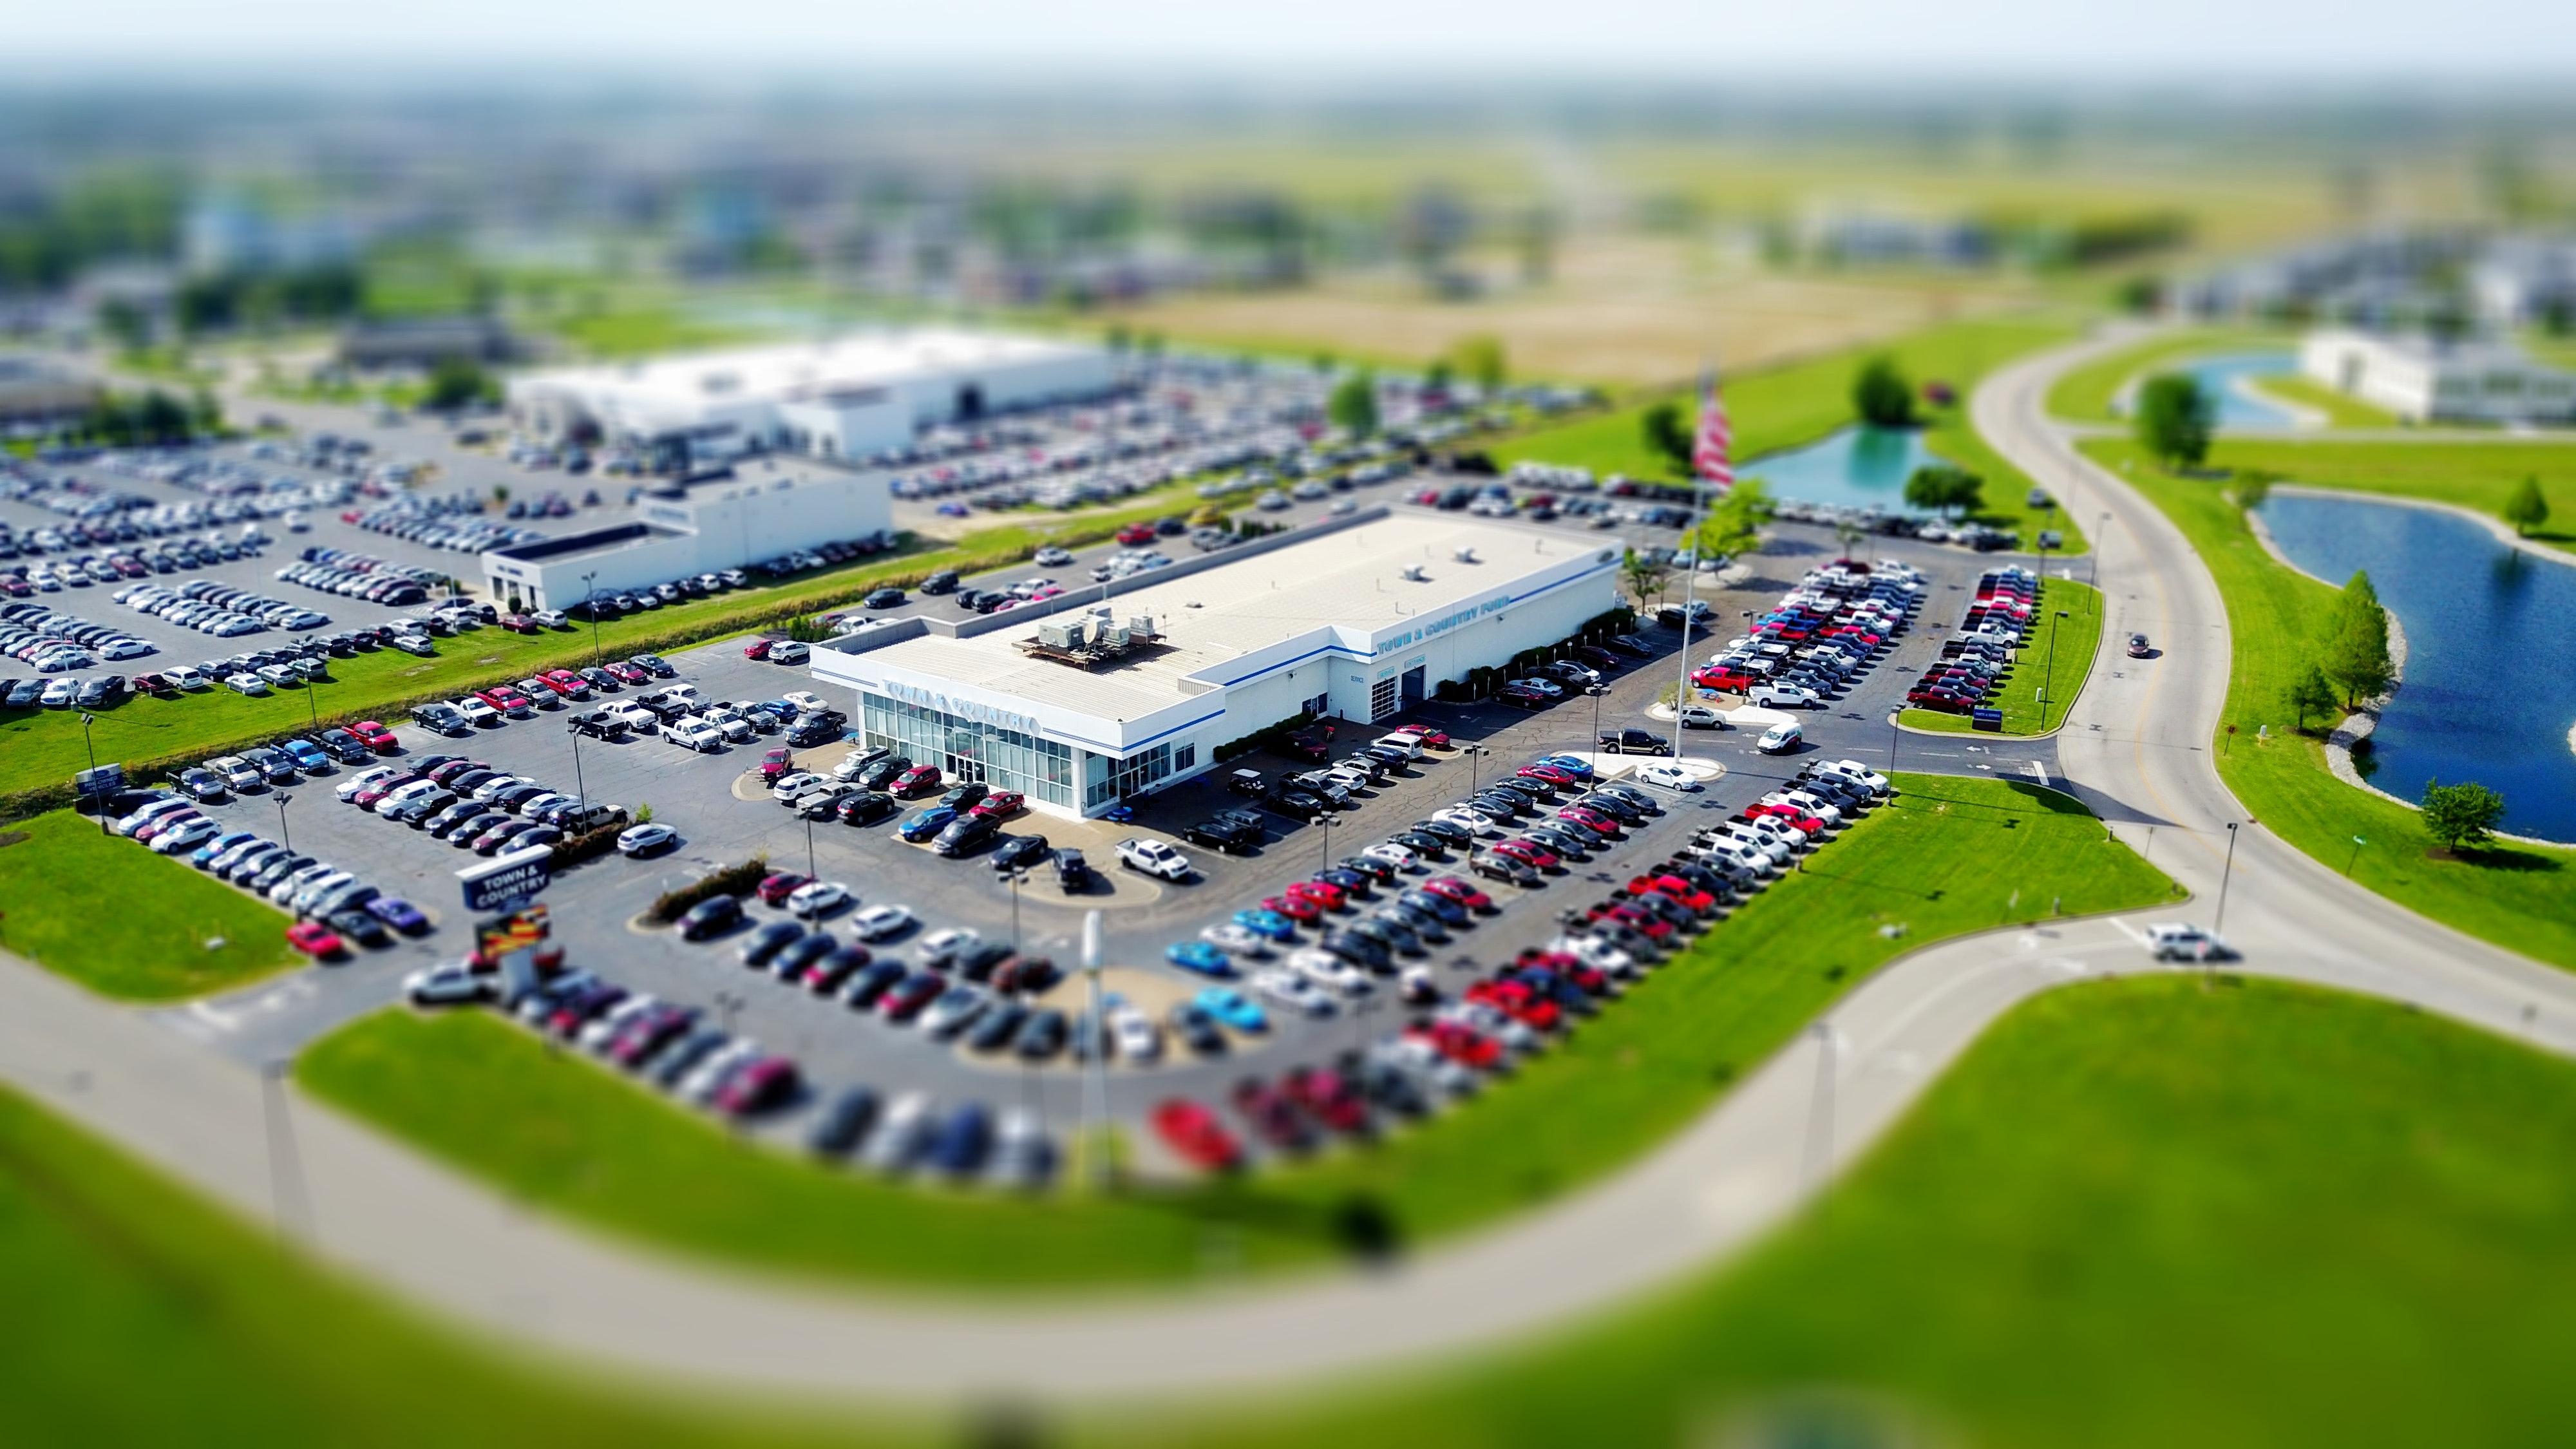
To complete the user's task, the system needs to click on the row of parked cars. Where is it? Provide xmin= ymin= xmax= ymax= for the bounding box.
xmin=1 ymin=600 xmax=156 ymax=671
xmin=108 ymin=790 xmax=431 ymax=960
xmin=344 ymin=498 xmax=547 ymax=556
xmin=115 ymin=577 xmax=330 ymax=638
xmin=0 ymin=524 xmax=269 ymax=593
xmin=339 ymin=751 xmax=631 ymax=859
xmin=276 ymin=547 xmax=445 ymax=607
xmin=1495 ymin=632 xmax=1661 ymax=710
xmin=1694 ymin=558 xmax=1924 ymax=708
xmin=1905 ymin=566 xmax=2043 ymax=715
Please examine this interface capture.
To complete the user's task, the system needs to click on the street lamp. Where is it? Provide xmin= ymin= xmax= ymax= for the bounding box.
xmin=301 ymin=673 xmax=320 ymax=730
xmin=1585 ymin=683 xmax=1609 ymax=749
xmin=803 ymin=811 xmax=818 ymax=882
xmin=274 ymin=791 xmax=293 ymax=851
xmin=2213 ymin=821 xmax=2241 ymax=938
xmin=1002 ymin=868 xmax=1028 ymax=952
xmin=2041 ymin=607 xmax=2069 ymax=723
xmin=1464 ymin=745 xmax=1488 ymax=796
xmin=565 ymin=716 xmax=589 ymax=810
xmin=1316 ymin=810 xmax=1340 ymax=873
xmin=580 ymin=570 xmax=602 ymax=668
xmin=78 ymin=712 xmax=105 ymax=835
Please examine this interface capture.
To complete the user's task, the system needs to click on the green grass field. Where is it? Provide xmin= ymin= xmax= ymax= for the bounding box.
xmin=1899 ymin=577 xmax=2105 ymax=735
xmin=2082 ymin=439 xmax=2576 ymax=971
xmin=1497 ymin=314 xmax=2089 ymax=552
xmin=2144 ymin=435 xmax=2576 ymax=556
xmin=0 ymin=810 xmax=296 ymax=998
xmin=1177 ymin=976 xmax=2576 ymax=1449
xmin=301 ymin=775 xmax=2172 ymax=1287
xmin=2044 ymin=325 xmax=2295 ymax=423
xmin=552 ymin=307 xmax=771 ymax=359
xmin=2247 ymin=372 xmax=2400 ymax=429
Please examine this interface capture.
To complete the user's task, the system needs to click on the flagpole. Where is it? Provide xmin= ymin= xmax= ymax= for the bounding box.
xmin=1671 ymin=366 xmax=1710 ymax=758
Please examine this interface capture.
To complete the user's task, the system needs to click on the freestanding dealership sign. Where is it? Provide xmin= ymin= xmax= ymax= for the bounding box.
xmin=457 ymin=843 xmax=554 ymax=914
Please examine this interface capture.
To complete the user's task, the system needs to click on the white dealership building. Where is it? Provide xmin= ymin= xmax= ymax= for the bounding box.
xmin=2299 ymin=328 xmax=2576 ymax=425
xmin=505 ymin=328 xmax=1115 ymax=469
xmin=806 ymin=511 xmax=1622 ymax=819
xmin=478 ymin=466 xmax=892 ymax=611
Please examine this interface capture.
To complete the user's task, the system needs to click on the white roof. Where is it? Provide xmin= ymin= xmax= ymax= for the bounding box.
xmin=864 ymin=513 xmax=1607 ymax=723
xmin=517 ymin=328 xmax=1098 ymax=410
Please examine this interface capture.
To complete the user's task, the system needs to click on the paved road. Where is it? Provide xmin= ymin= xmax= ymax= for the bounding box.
xmin=6 ymin=330 xmax=2575 ymax=1405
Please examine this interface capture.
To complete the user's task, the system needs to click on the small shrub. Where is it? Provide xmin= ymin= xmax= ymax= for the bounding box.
xmin=650 ymin=857 xmax=769 ymax=922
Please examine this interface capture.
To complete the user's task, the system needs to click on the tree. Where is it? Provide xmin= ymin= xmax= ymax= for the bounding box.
xmin=1327 ymin=370 xmax=1379 ymax=437
xmin=1620 ymin=546 xmax=1671 ymax=607
xmin=1852 ymin=355 xmax=1915 ymax=428
xmin=2420 ymin=779 xmax=2506 ymax=855
xmin=187 ymin=385 xmax=222 ymax=436
xmin=2322 ymin=569 xmax=2392 ymax=706
xmin=426 ymin=355 xmax=494 ymax=412
xmin=1687 ymin=480 xmax=1770 ymax=563
xmin=2503 ymin=476 xmax=2550 ymax=536
xmin=1902 ymin=464 xmax=1984 ymax=518
xmin=2134 ymin=373 xmax=2214 ymax=469
xmin=1640 ymin=400 xmax=1693 ymax=480
xmin=1423 ymin=357 xmax=1453 ymax=393
xmin=2286 ymin=663 xmax=2340 ymax=732
xmin=1452 ymin=334 xmax=1506 ymax=393
xmin=133 ymin=389 xmax=191 ymax=444
xmin=2228 ymin=468 xmax=2276 ymax=511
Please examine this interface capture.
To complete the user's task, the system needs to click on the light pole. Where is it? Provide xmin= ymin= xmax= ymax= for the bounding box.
xmin=1586 ymin=683 xmax=1609 ymax=750
xmin=2213 ymin=821 xmax=2240 ymax=938
xmin=804 ymin=811 xmax=818 ymax=882
xmin=580 ymin=570 xmax=602 ymax=668
xmin=2090 ymin=511 xmax=2110 ymax=589
xmin=2345 ymin=834 xmax=2366 ymax=875
xmin=1003 ymin=868 xmax=1027 ymax=952
xmin=1464 ymin=744 xmax=1488 ymax=796
xmin=1316 ymin=810 xmax=1339 ymax=873
xmin=274 ymin=791 xmax=293 ymax=851
xmin=78 ymin=712 xmax=105 ymax=834
xmin=2041 ymin=607 xmax=2069 ymax=724
xmin=301 ymin=674 xmax=320 ymax=730
xmin=565 ymin=717 xmax=589 ymax=808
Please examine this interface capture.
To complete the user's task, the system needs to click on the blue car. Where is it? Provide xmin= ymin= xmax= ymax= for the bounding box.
xmin=281 ymin=739 xmax=330 ymax=772
xmin=898 ymin=806 xmax=957 ymax=843
xmin=1099 ymin=803 xmax=1135 ymax=823
xmin=1232 ymin=907 xmax=1297 ymax=942
xmin=1193 ymin=987 xmax=1268 ymax=1034
xmin=1166 ymin=940 xmax=1232 ymax=976
xmin=1535 ymin=753 xmax=1596 ymax=781
xmin=366 ymin=896 xmax=430 ymax=934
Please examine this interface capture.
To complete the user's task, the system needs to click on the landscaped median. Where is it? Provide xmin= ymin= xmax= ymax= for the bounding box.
xmin=0 ymin=808 xmax=296 ymax=999
xmin=299 ymin=773 xmax=2174 ymax=1291
xmin=1898 ymin=576 xmax=2105 ymax=735
xmin=2082 ymin=438 xmax=2576 ymax=972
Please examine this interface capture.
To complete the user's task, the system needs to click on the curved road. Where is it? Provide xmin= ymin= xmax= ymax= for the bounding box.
xmin=6 ymin=329 xmax=2576 ymax=1403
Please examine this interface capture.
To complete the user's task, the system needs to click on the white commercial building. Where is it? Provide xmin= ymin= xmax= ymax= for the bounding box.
xmin=505 ymin=328 xmax=1115 ymax=469
xmin=808 ymin=513 xmax=1622 ymax=819
xmin=479 ymin=467 xmax=891 ymax=611
xmin=2299 ymin=328 xmax=2576 ymax=426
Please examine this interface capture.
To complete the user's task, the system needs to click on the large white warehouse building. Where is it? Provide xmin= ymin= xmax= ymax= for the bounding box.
xmin=480 ymin=467 xmax=892 ymax=611
xmin=806 ymin=512 xmax=1622 ymax=820
xmin=2299 ymin=328 xmax=2576 ymax=425
xmin=506 ymin=328 xmax=1115 ymax=469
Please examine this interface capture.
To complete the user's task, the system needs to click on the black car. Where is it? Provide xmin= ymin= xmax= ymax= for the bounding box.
xmin=853 ymin=756 xmax=910 ymax=791
xmin=933 ymin=813 xmax=1000 ymax=858
xmin=959 ymin=943 xmax=1018 ymax=981
xmin=862 ymin=587 xmax=905 ymax=610
xmin=785 ymin=719 xmax=839 ymax=748
xmin=1410 ymin=817 xmax=1473 ymax=847
xmin=1593 ymin=782 xmax=1663 ymax=814
xmin=773 ymin=932 xmax=838 ymax=980
xmin=568 ymin=710 xmax=625 ymax=741
xmin=1337 ymin=854 xmax=1397 ymax=884
xmin=632 ymin=654 xmax=676 ymax=677
xmin=1525 ymin=823 xmax=1596 ymax=859
xmin=1168 ymin=1001 xmax=1226 ymax=1056
xmin=1401 ymin=888 xmax=1471 ymax=927
xmin=1265 ymin=786 xmax=1329 ymax=820
xmin=798 ymin=788 xmax=855 ymax=821
xmin=1183 ymin=817 xmax=1263 ymax=853
xmin=939 ymin=782 xmax=990 ymax=811
xmin=316 ymin=727 xmax=374 ymax=763
xmin=1319 ymin=930 xmax=1391 ymax=972
xmin=679 ymin=895 xmax=743 ymax=940
xmin=990 ymin=833 xmax=1053 ymax=873
xmin=1470 ymin=852 xmax=1542 ymax=887
xmin=1390 ymin=829 xmax=1448 ymax=858
xmin=840 ymin=960 xmax=906 ymax=1011
xmin=1014 ymin=1009 xmax=1067 ymax=1061
xmin=836 ymin=791 xmax=901 ymax=826
xmin=741 ymin=920 xmax=808 ymax=967
xmin=1596 ymin=728 xmax=1672 ymax=755
xmin=1573 ymin=793 xmax=1647 ymax=826
xmin=967 ymin=1001 xmax=1029 ymax=1053
xmin=1314 ymin=866 xmax=1372 ymax=898
xmin=1054 ymin=848 xmax=1091 ymax=891
xmin=918 ymin=571 xmax=960 ymax=596
xmin=807 ymin=1086 xmax=880 ymax=1157
xmin=325 ymin=907 xmax=392 ymax=948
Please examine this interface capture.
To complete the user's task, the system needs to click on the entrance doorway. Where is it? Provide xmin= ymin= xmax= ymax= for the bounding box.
xmin=956 ymin=383 xmax=985 ymax=422
xmin=1400 ymin=665 xmax=1426 ymax=709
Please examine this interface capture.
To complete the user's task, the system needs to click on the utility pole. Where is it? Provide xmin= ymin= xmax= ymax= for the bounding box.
xmin=2214 ymin=820 xmax=2241 ymax=939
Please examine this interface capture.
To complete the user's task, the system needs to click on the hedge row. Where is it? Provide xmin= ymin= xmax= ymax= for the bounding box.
xmin=650 ymin=857 xmax=770 ymax=923
xmin=1210 ymin=709 xmax=1320 ymax=765
xmin=549 ymin=815 xmax=632 ymax=871
xmin=1434 ymin=605 xmax=1638 ymax=703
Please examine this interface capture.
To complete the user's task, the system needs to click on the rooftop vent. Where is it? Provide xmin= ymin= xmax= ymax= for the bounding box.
xmin=1397 ymin=564 xmax=1428 ymax=582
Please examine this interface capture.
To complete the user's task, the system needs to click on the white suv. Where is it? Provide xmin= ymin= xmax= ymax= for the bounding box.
xmin=1115 ymin=838 xmax=1192 ymax=881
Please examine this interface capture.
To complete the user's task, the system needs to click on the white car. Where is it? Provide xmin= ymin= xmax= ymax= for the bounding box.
xmin=403 ymin=961 xmax=492 ymax=1005
xmin=1765 ymin=790 xmax=1843 ymax=825
xmin=1675 ymin=703 xmax=1725 ymax=729
xmin=667 ymin=718 xmax=724 ymax=752
xmin=336 ymin=764 xmax=401 ymax=802
xmin=916 ymin=926 xmax=980 ymax=963
xmin=149 ymin=817 xmax=220 ymax=854
xmin=1814 ymin=759 xmax=1893 ymax=797
xmin=849 ymin=904 xmax=915 ymax=940
xmin=681 ymin=1041 xmax=760 ymax=1106
xmin=1748 ymin=683 xmax=1819 ymax=708
xmin=580 ymin=996 xmax=657 ymax=1053
xmin=787 ymin=880 xmax=851 ymax=918
xmin=616 ymin=822 xmax=676 ymax=856
xmin=833 ymin=746 xmax=889 ymax=781
xmin=1510 ymin=676 xmax=1565 ymax=697
xmin=1432 ymin=806 xmax=1504 ymax=837
xmin=1361 ymin=841 xmax=1418 ymax=871
xmin=532 ymin=609 xmax=568 ymax=627
xmin=223 ymin=672 xmax=270 ymax=696
xmin=1032 ymin=545 xmax=1074 ymax=566
xmin=1116 ymin=838 xmax=1192 ymax=881
xmin=605 ymin=703 xmax=659 ymax=734
xmin=1200 ymin=923 xmax=1274 ymax=958
xmin=1109 ymin=1007 xmax=1162 ymax=1062
xmin=862 ymin=1092 xmax=934 ymax=1174
xmin=781 ymin=690 xmax=827 ymax=715
xmin=2145 ymin=923 xmax=2233 ymax=962
xmin=454 ymin=696 xmax=501 ymax=727
xmin=1633 ymin=762 xmax=1701 ymax=791
xmin=1250 ymin=967 xmax=1334 ymax=1016
xmin=770 ymin=772 xmax=824 ymax=803
xmin=768 ymin=641 xmax=811 ymax=665
xmin=1756 ymin=721 xmax=1803 ymax=754
xmin=1287 ymin=949 xmax=1371 ymax=998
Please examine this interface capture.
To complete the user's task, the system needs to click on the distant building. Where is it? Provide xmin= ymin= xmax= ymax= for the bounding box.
xmin=338 ymin=316 xmax=519 ymax=371
xmin=0 ymin=355 xmax=103 ymax=428
xmin=2300 ymin=328 xmax=2576 ymax=426
xmin=504 ymin=328 xmax=1113 ymax=472
xmin=478 ymin=466 xmax=893 ymax=611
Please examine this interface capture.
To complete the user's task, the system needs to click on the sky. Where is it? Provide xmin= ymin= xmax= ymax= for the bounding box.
xmin=15 ymin=0 xmax=2576 ymax=80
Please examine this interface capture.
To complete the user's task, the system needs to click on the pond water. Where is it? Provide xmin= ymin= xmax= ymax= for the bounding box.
xmin=2257 ymin=491 xmax=2576 ymax=844
xmin=1738 ymin=425 xmax=1942 ymax=516
xmin=2177 ymin=351 xmax=2303 ymax=430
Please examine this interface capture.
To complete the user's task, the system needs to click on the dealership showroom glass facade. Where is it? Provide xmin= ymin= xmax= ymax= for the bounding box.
xmin=858 ymin=693 xmax=1081 ymax=808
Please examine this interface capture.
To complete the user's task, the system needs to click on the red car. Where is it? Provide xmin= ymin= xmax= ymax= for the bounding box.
xmin=1394 ymin=723 xmax=1451 ymax=748
xmin=1152 ymin=1098 xmax=1244 ymax=1172
xmin=285 ymin=921 xmax=346 ymax=959
xmin=350 ymin=719 xmax=398 ymax=752
xmin=1556 ymin=804 xmax=1623 ymax=837
xmin=1405 ymin=1019 xmax=1502 ymax=1070
xmin=1285 ymin=878 xmax=1346 ymax=913
xmin=890 ymin=764 xmax=942 ymax=797
xmin=1628 ymin=873 xmax=1717 ymax=913
xmin=756 ymin=871 xmax=811 ymax=906
xmin=714 ymin=1057 xmax=799 ymax=1117
xmin=969 ymin=790 xmax=1025 ymax=819
xmin=1115 ymin=522 xmax=1158 ymax=545
xmin=1746 ymin=804 xmax=1828 ymax=837
xmin=1493 ymin=838 xmax=1558 ymax=871
xmin=476 ymin=686 xmax=533 ymax=715
xmin=757 ymin=746 xmax=795 ymax=784
xmin=1468 ymin=978 xmax=1561 ymax=1033
xmin=880 ymin=973 xmax=943 ymax=1021
xmin=1231 ymin=1078 xmax=1314 ymax=1151
xmin=540 ymin=668 xmax=591 ymax=699
xmin=1517 ymin=763 xmax=1580 ymax=790
xmin=1588 ymin=901 xmax=1675 ymax=940
xmin=352 ymin=773 xmax=421 ymax=809
xmin=1280 ymin=1066 xmax=1368 ymax=1133
xmin=1421 ymin=876 xmax=1492 ymax=911
xmin=604 ymin=661 xmax=650 ymax=685
xmin=1693 ymin=667 xmax=1754 ymax=692
xmin=1260 ymin=893 xmax=1322 ymax=924
xmin=743 ymin=638 xmax=776 ymax=661
xmin=500 ymin=613 xmax=540 ymax=634
xmin=1517 ymin=949 xmax=1611 ymax=996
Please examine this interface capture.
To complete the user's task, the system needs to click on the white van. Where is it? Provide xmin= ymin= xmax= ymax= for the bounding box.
xmin=1756 ymin=721 xmax=1803 ymax=755
xmin=162 ymin=664 xmax=209 ymax=691
xmin=1374 ymin=732 xmax=1424 ymax=761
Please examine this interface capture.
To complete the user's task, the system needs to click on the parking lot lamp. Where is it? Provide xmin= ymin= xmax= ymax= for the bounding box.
xmin=1586 ymin=684 xmax=1609 ymax=750
xmin=804 ymin=813 xmax=818 ymax=882
xmin=1464 ymin=744 xmax=1488 ymax=795
xmin=2214 ymin=821 xmax=2241 ymax=940
xmin=580 ymin=570 xmax=601 ymax=668
xmin=1318 ymin=811 xmax=1343 ymax=873
xmin=303 ymin=674 xmax=321 ymax=730
xmin=78 ymin=712 xmax=105 ymax=835
xmin=1003 ymin=868 xmax=1027 ymax=952
xmin=274 ymin=791 xmax=292 ymax=852
xmin=2042 ymin=607 xmax=2069 ymax=724
xmin=565 ymin=719 xmax=589 ymax=810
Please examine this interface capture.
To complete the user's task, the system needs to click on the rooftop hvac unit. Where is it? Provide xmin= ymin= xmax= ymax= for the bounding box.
xmin=1127 ymin=614 xmax=1154 ymax=639
xmin=1097 ymin=623 xmax=1130 ymax=648
xmin=1037 ymin=621 xmax=1079 ymax=649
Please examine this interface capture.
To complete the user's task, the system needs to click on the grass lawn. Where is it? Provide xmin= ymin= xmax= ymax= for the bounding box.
xmin=2044 ymin=325 xmax=2296 ymax=423
xmin=1175 ymin=976 xmax=2576 ymax=1449
xmin=0 ymin=490 xmax=1250 ymax=805
xmin=0 ymin=810 xmax=296 ymax=999
xmin=2082 ymin=439 xmax=2576 ymax=971
xmin=1899 ymin=578 xmax=2104 ymax=735
xmin=2144 ymin=434 xmax=2576 ymax=558
xmin=300 ymin=775 xmax=2172 ymax=1288
xmin=552 ymin=307 xmax=772 ymax=359
xmin=2247 ymin=372 xmax=2400 ymax=429
xmin=1496 ymin=313 xmax=2088 ymax=552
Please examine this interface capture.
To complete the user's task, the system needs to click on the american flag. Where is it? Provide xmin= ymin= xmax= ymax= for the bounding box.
xmin=1690 ymin=371 xmax=1733 ymax=492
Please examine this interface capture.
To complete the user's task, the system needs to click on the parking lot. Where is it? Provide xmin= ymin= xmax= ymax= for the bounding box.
xmin=124 ymin=496 xmax=2063 ymax=1178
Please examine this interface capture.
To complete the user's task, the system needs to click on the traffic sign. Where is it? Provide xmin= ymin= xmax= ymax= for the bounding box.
xmin=457 ymin=844 xmax=554 ymax=913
